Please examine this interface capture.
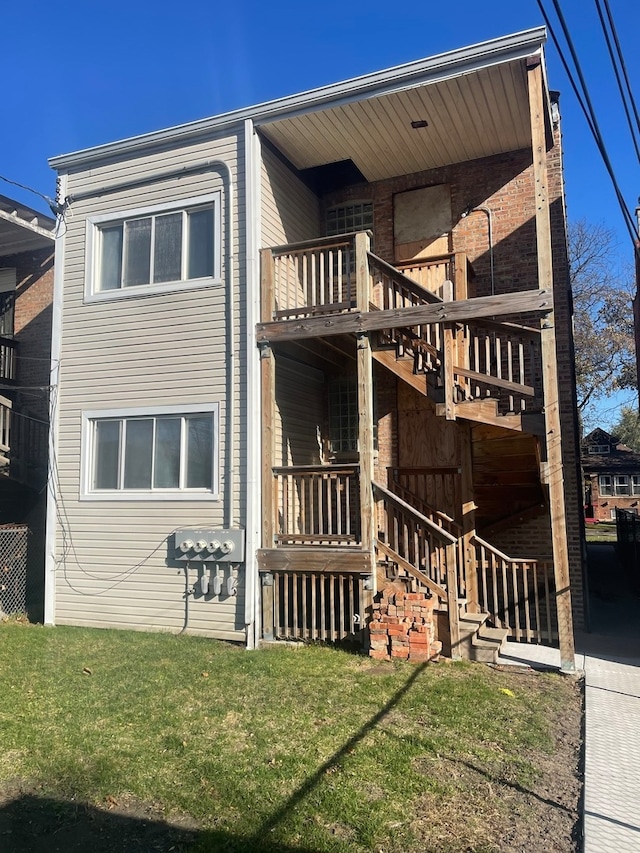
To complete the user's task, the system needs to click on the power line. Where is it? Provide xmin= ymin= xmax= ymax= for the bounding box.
xmin=0 ymin=174 xmax=56 ymax=211
xmin=537 ymin=0 xmax=639 ymax=253
xmin=601 ymin=0 xmax=640 ymax=139
xmin=594 ymin=0 xmax=640 ymax=163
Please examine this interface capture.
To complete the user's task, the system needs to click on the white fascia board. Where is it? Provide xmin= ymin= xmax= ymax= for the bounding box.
xmin=49 ymin=28 xmax=546 ymax=172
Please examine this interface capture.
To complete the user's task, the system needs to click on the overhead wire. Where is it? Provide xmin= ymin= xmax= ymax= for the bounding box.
xmin=594 ymin=0 xmax=640 ymax=163
xmin=536 ymin=0 xmax=639 ymax=253
xmin=601 ymin=0 xmax=640 ymax=139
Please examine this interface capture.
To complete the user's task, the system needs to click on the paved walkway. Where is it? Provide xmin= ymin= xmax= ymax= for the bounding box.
xmin=498 ymin=542 xmax=640 ymax=852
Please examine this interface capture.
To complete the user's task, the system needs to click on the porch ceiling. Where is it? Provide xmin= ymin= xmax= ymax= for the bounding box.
xmin=259 ymin=59 xmax=534 ymax=182
xmin=0 ymin=196 xmax=55 ymax=257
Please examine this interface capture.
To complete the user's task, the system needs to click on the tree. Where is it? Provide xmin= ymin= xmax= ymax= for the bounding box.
xmin=569 ymin=219 xmax=637 ymax=421
xmin=610 ymin=405 xmax=640 ymax=452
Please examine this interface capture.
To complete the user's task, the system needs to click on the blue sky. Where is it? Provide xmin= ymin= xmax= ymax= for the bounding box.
xmin=3 ymin=0 xmax=639 ymax=424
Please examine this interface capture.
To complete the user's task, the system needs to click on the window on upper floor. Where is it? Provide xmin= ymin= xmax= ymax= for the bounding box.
xmin=587 ymin=444 xmax=610 ymax=454
xmin=86 ymin=194 xmax=221 ymax=300
xmin=326 ymin=202 xmax=374 ymax=237
xmin=81 ymin=404 xmax=219 ymax=500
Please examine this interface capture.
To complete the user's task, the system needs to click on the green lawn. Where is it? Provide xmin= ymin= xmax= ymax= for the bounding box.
xmin=0 ymin=623 xmax=581 ymax=852
xmin=585 ymin=521 xmax=617 ymax=543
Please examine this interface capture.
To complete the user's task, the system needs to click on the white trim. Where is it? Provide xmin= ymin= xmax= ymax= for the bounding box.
xmin=49 ymin=29 xmax=546 ymax=170
xmin=44 ymin=175 xmax=67 ymax=626
xmin=244 ymin=119 xmax=261 ymax=648
xmin=80 ymin=402 xmax=220 ymax=501
xmin=84 ymin=192 xmax=222 ymax=301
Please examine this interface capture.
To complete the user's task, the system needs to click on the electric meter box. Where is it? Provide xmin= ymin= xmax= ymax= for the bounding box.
xmin=173 ymin=529 xmax=245 ymax=562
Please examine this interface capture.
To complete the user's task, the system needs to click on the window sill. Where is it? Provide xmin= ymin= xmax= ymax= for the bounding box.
xmin=80 ymin=491 xmax=219 ymax=502
xmin=84 ymin=276 xmax=223 ymax=304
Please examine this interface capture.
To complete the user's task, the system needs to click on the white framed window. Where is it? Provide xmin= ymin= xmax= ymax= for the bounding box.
xmin=599 ymin=475 xmax=612 ymax=496
xmin=588 ymin=444 xmax=609 ymax=454
xmin=614 ymin=475 xmax=630 ymax=496
xmin=85 ymin=193 xmax=221 ymax=301
xmin=633 ymin=476 xmax=640 ymax=496
xmin=81 ymin=403 xmax=219 ymax=500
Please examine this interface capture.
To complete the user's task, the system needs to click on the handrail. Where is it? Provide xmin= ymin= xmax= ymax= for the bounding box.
xmin=375 ymin=538 xmax=447 ymax=600
xmin=367 ymin=251 xmax=443 ymax=305
xmin=272 ymin=464 xmax=359 ymax=475
xmin=270 ymin=231 xmax=371 ymax=255
xmin=464 ymin=317 xmax=541 ymax=339
xmin=471 ymin=534 xmax=519 ymax=564
xmin=372 ymin=480 xmax=457 ymax=544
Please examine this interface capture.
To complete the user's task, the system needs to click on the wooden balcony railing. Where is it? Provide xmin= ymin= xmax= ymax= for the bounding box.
xmin=0 ymin=338 xmax=17 ymax=384
xmin=472 ymin=535 xmax=556 ymax=643
xmin=272 ymin=465 xmax=360 ymax=546
xmin=262 ymin=233 xmax=364 ymax=321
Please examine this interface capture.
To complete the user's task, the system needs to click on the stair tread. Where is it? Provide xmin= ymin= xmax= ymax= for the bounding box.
xmin=459 ymin=612 xmax=488 ymax=626
xmin=478 ymin=626 xmax=509 ymax=642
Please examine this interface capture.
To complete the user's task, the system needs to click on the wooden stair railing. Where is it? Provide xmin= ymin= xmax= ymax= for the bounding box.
xmin=471 ymin=534 xmax=556 ymax=643
xmin=373 ymin=479 xmax=461 ymax=656
xmin=440 ymin=318 xmax=544 ymax=422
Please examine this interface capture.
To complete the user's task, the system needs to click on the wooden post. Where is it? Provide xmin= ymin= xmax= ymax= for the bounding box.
xmin=261 ymin=572 xmax=275 ymax=642
xmin=460 ymin=425 xmax=478 ymax=612
xmin=355 ymin=232 xmax=376 ymax=583
xmin=527 ymin=58 xmax=576 ymax=672
xmin=260 ymin=249 xmax=276 ymax=553
xmin=446 ymin=542 xmax=461 ymax=659
xmin=443 ymin=323 xmax=457 ymax=420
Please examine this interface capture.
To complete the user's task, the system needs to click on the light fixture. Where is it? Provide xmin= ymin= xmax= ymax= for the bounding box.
xmin=410 ymin=119 xmax=429 ymax=129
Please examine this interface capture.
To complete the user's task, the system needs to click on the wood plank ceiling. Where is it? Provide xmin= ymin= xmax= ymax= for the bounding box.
xmin=259 ymin=60 xmax=532 ymax=182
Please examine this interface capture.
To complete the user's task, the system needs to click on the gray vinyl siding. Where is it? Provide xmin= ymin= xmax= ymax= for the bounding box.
xmin=275 ymin=358 xmax=324 ymax=467
xmin=54 ymin=128 xmax=247 ymax=640
xmin=260 ymin=144 xmax=321 ymax=247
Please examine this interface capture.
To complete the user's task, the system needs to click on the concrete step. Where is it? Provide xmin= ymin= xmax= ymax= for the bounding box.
xmin=469 ymin=626 xmax=510 ymax=664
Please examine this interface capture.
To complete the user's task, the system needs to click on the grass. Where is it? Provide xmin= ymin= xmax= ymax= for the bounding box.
xmin=585 ymin=521 xmax=617 ymax=543
xmin=0 ymin=623 xmax=581 ymax=852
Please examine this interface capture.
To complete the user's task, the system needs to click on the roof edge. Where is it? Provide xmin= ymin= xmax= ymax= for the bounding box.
xmin=49 ymin=27 xmax=546 ymax=172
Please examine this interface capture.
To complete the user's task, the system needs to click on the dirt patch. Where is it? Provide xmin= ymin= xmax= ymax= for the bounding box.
xmin=410 ymin=671 xmax=583 ymax=853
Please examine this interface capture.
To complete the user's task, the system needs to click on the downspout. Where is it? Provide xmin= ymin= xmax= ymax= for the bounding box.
xmin=461 ymin=205 xmax=495 ymax=295
xmin=244 ymin=119 xmax=261 ymax=648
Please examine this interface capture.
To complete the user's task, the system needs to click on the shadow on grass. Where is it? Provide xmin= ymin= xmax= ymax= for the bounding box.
xmin=0 ymin=794 xmax=320 ymax=853
xmin=1 ymin=663 xmax=430 ymax=852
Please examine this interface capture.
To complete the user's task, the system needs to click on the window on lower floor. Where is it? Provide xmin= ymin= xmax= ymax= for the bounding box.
xmin=599 ymin=474 xmax=638 ymax=496
xmin=599 ymin=475 xmax=612 ymax=496
xmin=83 ymin=405 xmax=218 ymax=499
xmin=328 ymin=377 xmax=377 ymax=457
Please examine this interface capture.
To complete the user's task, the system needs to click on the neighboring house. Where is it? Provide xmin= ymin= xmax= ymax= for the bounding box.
xmin=582 ymin=428 xmax=640 ymax=521
xmin=0 ymin=195 xmax=55 ymax=619
xmin=47 ymin=28 xmax=583 ymax=669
